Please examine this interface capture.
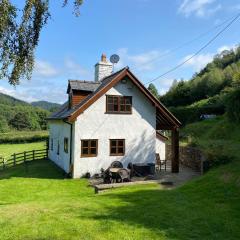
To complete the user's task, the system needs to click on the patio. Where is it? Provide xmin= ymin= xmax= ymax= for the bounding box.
xmin=90 ymin=161 xmax=200 ymax=193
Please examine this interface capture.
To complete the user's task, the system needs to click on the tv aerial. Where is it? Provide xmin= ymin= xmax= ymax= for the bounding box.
xmin=110 ymin=54 xmax=120 ymax=72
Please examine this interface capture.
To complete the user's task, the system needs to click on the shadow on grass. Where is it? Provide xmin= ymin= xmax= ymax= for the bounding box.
xmin=77 ymin=177 xmax=240 ymax=240
xmin=0 ymin=159 xmax=66 ymax=180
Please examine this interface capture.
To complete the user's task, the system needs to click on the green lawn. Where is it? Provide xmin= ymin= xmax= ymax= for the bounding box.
xmin=0 ymin=117 xmax=240 ymax=239
xmin=0 ymin=141 xmax=46 ymax=159
xmin=0 ymin=159 xmax=240 ymax=240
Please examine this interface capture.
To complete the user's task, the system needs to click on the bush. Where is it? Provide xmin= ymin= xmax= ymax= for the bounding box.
xmin=225 ymin=88 xmax=240 ymax=123
xmin=204 ymin=141 xmax=233 ymax=170
xmin=0 ymin=131 xmax=49 ymax=144
xmin=0 ymin=116 xmax=10 ymax=133
xmin=170 ymin=104 xmax=225 ymax=125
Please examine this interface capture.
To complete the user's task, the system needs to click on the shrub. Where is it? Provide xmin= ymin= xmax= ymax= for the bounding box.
xmin=0 ymin=131 xmax=49 ymax=144
xmin=225 ymin=88 xmax=240 ymax=123
xmin=0 ymin=116 xmax=10 ymax=133
xmin=204 ymin=141 xmax=233 ymax=170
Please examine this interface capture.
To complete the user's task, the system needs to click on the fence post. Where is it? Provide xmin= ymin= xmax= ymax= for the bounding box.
xmin=24 ymin=151 xmax=26 ymax=163
xmin=13 ymin=153 xmax=16 ymax=166
xmin=33 ymin=150 xmax=35 ymax=161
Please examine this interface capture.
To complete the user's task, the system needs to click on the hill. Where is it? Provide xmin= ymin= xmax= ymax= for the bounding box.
xmin=31 ymin=100 xmax=61 ymax=112
xmin=0 ymin=92 xmax=30 ymax=107
xmin=0 ymin=92 xmax=50 ymax=133
xmin=150 ymin=45 xmax=240 ymax=125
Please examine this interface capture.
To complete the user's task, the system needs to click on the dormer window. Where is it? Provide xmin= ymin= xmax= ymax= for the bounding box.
xmin=106 ymin=95 xmax=132 ymax=114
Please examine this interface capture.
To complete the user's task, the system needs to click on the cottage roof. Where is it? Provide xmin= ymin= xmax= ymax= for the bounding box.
xmin=67 ymin=80 xmax=101 ymax=93
xmin=48 ymin=67 xmax=181 ymax=129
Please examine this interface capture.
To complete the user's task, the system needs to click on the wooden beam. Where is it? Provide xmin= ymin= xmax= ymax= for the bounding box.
xmin=171 ymin=128 xmax=179 ymax=173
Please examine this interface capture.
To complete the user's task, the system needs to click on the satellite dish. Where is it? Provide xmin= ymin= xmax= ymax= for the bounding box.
xmin=110 ymin=54 xmax=120 ymax=64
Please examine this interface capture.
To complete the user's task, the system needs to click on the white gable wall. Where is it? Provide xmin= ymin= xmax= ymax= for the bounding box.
xmin=48 ymin=121 xmax=71 ymax=173
xmin=72 ymin=78 xmax=156 ymax=178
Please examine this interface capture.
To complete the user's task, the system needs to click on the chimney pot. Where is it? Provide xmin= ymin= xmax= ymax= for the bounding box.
xmin=101 ymin=53 xmax=107 ymax=63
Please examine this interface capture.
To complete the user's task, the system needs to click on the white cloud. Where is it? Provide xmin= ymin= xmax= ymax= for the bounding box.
xmin=33 ymin=60 xmax=59 ymax=78
xmin=181 ymin=44 xmax=238 ymax=72
xmin=217 ymin=44 xmax=237 ymax=53
xmin=182 ymin=53 xmax=213 ymax=71
xmin=178 ymin=0 xmax=221 ymax=18
xmin=64 ymin=58 xmax=92 ymax=80
xmin=116 ymin=48 xmax=165 ymax=72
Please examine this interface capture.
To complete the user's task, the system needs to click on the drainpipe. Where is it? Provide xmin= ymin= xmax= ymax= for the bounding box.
xmin=63 ymin=120 xmax=73 ymax=176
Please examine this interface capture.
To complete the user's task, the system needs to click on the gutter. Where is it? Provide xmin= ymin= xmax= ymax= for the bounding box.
xmin=63 ymin=119 xmax=73 ymax=176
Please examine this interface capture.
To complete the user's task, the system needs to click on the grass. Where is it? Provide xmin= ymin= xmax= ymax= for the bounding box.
xmin=0 ymin=116 xmax=239 ymax=239
xmin=0 ymin=130 xmax=49 ymax=144
xmin=180 ymin=116 xmax=240 ymax=159
xmin=0 ymin=141 xmax=46 ymax=159
xmin=0 ymin=159 xmax=240 ymax=240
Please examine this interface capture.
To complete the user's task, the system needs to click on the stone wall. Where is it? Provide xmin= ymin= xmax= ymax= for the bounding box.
xmin=166 ymin=145 xmax=205 ymax=173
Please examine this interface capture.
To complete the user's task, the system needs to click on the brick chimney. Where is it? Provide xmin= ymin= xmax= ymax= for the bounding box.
xmin=95 ymin=54 xmax=113 ymax=81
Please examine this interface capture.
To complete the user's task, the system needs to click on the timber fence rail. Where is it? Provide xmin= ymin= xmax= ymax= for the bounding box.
xmin=0 ymin=148 xmax=48 ymax=171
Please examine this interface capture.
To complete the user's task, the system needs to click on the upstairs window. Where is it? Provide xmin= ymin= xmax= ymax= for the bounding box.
xmin=106 ymin=95 xmax=132 ymax=114
xmin=64 ymin=138 xmax=68 ymax=153
xmin=81 ymin=140 xmax=98 ymax=157
xmin=110 ymin=139 xmax=125 ymax=156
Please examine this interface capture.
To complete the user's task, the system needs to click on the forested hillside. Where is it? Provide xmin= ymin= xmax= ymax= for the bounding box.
xmin=149 ymin=45 xmax=240 ymax=125
xmin=31 ymin=101 xmax=61 ymax=112
xmin=0 ymin=93 xmax=50 ymax=133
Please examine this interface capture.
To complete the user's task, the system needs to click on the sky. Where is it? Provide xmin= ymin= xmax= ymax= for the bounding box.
xmin=1 ymin=0 xmax=240 ymax=103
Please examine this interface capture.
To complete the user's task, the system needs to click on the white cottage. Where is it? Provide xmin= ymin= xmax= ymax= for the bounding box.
xmin=47 ymin=54 xmax=181 ymax=178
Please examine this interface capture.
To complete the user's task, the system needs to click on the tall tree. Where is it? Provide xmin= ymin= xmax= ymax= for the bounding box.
xmin=148 ymin=83 xmax=159 ymax=99
xmin=0 ymin=0 xmax=83 ymax=86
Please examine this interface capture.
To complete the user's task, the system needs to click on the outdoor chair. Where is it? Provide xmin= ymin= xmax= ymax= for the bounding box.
xmin=117 ymin=168 xmax=130 ymax=182
xmin=155 ymin=153 xmax=167 ymax=172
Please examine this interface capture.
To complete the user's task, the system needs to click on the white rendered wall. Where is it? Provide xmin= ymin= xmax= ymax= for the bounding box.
xmin=48 ymin=121 xmax=71 ymax=173
xmin=72 ymin=78 xmax=156 ymax=178
xmin=155 ymin=137 xmax=166 ymax=161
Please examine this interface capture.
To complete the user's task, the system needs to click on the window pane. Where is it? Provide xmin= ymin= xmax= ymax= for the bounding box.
xmin=107 ymin=96 xmax=113 ymax=103
xmin=82 ymin=148 xmax=88 ymax=155
xmin=113 ymin=104 xmax=118 ymax=111
xmin=91 ymin=140 xmax=96 ymax=147
xmin=111 ymin=140 xmax=117 ymax=146
xmin=120 ymin=97 xmax=125 ymax=104
xmin=118 ymin=147 xmax=124 ymax=154
xmin=111 ymin=147 xmax=117 ymax=154
xmin=90 ymin=148 xmax=96 ymax=155
xmin=118 ymin=140 xmax=124 ymax=146
xmin=107 ymin=104 xmax=114 ymax=112
xmin=125 ymin=105 xmax=131 ymax=112
xmin=82 ymin=141 xmax=88 ymax=147
xmin=125 ymin=97 xmax=131 ymax=104
xmin=113 ymin=97 xmax=118 ymax=104
xmin=120 ymin=105 xmax=125 ymax=112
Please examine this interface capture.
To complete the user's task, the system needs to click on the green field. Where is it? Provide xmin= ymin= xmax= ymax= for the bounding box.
xmin=0 ymin=117 xmax=239 ymax=239
xmin=0 ymin=141 xmax=46 ymax=159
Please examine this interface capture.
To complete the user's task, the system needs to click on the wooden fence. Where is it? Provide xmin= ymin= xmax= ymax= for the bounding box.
xmin=0 ymin=149 xmax=48 ymax=170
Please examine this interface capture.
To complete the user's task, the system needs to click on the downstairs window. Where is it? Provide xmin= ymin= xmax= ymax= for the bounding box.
xmin=81 ymin=140 xmax=98 ymax=157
